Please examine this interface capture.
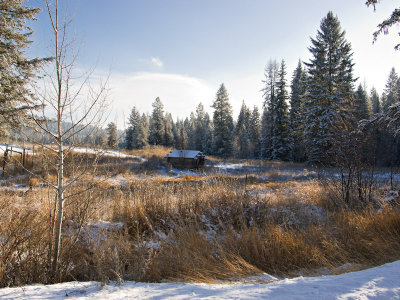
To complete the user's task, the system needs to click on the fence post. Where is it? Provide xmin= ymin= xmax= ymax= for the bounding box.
xmin=23 ymin=148 xmax=26 ymax=167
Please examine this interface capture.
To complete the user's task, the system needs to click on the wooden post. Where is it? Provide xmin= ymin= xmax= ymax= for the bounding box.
xmin=23 ymin=148 xmax=26 ymax=167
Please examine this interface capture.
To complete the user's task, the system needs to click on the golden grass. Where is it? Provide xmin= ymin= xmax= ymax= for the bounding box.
xmin=1 ymin=149 xmax=399 ymax=286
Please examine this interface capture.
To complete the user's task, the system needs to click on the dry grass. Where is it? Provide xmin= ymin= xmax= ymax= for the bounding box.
xmin=1 ymin=147 xmax=400 ymax=286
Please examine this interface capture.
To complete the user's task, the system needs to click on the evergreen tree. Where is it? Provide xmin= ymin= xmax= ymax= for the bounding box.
xmin=174 ymin=119 xmax=187 ymax=149
xmin=0 ymin=0 xmax=47 ymax=136
xmin=212 ymin=83 xmax=234 ymax=157
xmin=136 ymin=113 xmax=149 ymax=149
xmin=125 ymin=106 xmax=141 ymax=149
xmin=164 ymin=113 xmax=174 ymax=146
xmin=201 ymin=113 xmax=213 ymax=154
xmin=370 ymin=87 xmax=381 ymax=115
xmin=149 ymin=97 xmax=165 ymax=145
xmin=235 ymin=101 xmax=252 ymax=158
xmin=289 ymin=60 xmax=308 ymax=161
xmin=184 ymin=112 xmax=196 ymax=149
xmin=353 ymin=84 xmax=370 ymax=122
xmin=271 ymin=60 xmax=290 ymax=161
xmin=260 ymin=60 xmax=279 ymax=159
xmin=193 ymin=103 xmax=206 ymax=150
xmin=106 ymin=122 xmax=118 ymax=148
xmin=260 ymin=106 xmax=272 ymax=159
xmin=303 ymin=11 xmax=356 ymax=164
xmin=248 ymin=106 xmax=261 ymax=158
xmin=382 ymin=67 xmax=399 ymax=112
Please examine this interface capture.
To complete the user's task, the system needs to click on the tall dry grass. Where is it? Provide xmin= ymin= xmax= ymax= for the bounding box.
xmin=1 ymin=149 xmax=400 ymax=286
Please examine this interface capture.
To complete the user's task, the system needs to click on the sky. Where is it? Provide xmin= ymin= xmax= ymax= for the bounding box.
xmin=27 ymin=0 xmax=400 ymax=129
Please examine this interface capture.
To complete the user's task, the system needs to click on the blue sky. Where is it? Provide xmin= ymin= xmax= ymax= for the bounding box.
xmin=27 ymin=0 xmax=400 ymax=128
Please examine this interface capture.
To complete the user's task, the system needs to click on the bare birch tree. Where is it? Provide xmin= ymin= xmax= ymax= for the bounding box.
xmin=30 ymin=0 xmax=109 ymax=280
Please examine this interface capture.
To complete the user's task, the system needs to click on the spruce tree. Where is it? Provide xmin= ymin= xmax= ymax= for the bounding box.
xmin=149 ymin=97 xmax=165 ymax=145
xmin=235 ymin=101 xmax=251 ymax=158
xmin=353 ymin=84 xmax=370 ymax=122
xmin=125 ymin=106 xmax=141 ymax=149
xmin=260 ymin=60 xmax=279 ymax=159
xmin=164 ymin=113 xmax=174 ymax=146
xmin=0 ymin=0 xmax=47 ymax=136
xmin=136 ymin=113 xmax=149 ymax=149
xmin=370 ymin=87 xmax=381 ymax=115
xmin=303 ymin=11 xmax=356 ymax=164
xmin=382 ymin=67 xmax=399 ymax=112
xmin=106 ymin=122 xmax=118 ymax=148
xmin=212 ymin=83 xmax=234 ymax=157
xmin=201 ymin=113 xmax=213 ymax=154
xmin=271 ymin=60 xmax=290 ymax=161
xmin=289 ymin=60 xmax=307 ymax=161
xmin=248 ymin=106 xmax=261 ymax=158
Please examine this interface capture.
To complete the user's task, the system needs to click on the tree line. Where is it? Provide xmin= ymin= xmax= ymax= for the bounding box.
xmin=105 ymin=12 xmax=399 ymax=166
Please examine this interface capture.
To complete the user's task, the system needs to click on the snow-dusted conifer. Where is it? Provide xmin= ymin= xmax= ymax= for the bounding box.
xmin=164 ymin=113 xmax=175 ymax=147
xmin=370 ymin=88 xmax=381 ymax=115
xmin=149 ymin=97 xmax=165 ymax=145
xmin=289 ymin=60 xmax=307 ymax=161
xmin=303 ymin=11 xmax=356 ymax=164
xmin=353 ymin=84 xmax=371 ymax=122
xmin=382 ymin=68 xmax=399 ymax=113
xmin=212 ymin=83 xmax=234 ymax=157
xmin=260 ymin=60 xmax=279 ymax=159
xmin=248 ymin=106 xmax=261 ymax=158
xmin=235 ymin=101 xmax=252 ymax=158
xmin=271 ymin=60 xmax=290 ymax=161
xmin=106 ymin=122 xmax=118 ymax=148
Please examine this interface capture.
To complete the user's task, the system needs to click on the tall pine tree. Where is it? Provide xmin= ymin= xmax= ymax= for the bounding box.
xmin=149 ymin=97 xmax=165 ymax=145
xmin=212 ymin=83 xmax=234 ymax=157
xmin=271 ymin=60 xmax=290 ymax=161
xmin=303 ymin=11 xmax=356 ymax=164
xmin=289 ymin=60 xmax=307 ymax=161
xmin=0 ymin=0 xmax=47 ymax=136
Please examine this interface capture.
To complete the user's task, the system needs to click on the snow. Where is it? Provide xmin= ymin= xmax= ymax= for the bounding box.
xmin=166 ymin=150 xmax=203 ymax=158
xmin=0 ymin=143 xmax=35 ymax=156
xmin=2 ymin=260 xmax=400 ymax=299
xmin=71 ymin=147 xmax=147 ymax=161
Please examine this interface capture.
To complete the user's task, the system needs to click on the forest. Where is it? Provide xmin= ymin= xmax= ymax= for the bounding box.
xmin=1 ymin=0 xmax=400 ymax=297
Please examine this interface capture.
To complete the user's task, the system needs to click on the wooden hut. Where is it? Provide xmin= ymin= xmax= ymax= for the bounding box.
xmin=165 ymin=150 xmax=206 ymax=169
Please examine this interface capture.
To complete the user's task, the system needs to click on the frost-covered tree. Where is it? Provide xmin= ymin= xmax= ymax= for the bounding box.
xmin=382 ymin=68 xmax=399 ymax=112
xmin=125 ymin=106 xmax=141 ymax=149
xmin=353 ymin=84 xmax=371 ymax=122
xmin=303 ymin=11 xmax=356 ymax=164
xmin=271 ymin=60 xmax=290 ymax=161
xmin=212 ymin=83 xmax=234 ymax=157
xmin=164 ymin=113 xmax=174 ymax=147
xmin=106 ymin=122 xmax=118 ymax=148
xmin=370 ymin=87 xmax=381 ymax=115
xmin=0 ymin=0 xmax=47 ymax=136
xmin=193 ymin=103 xmax=213 ymax=153
xmin=248 ymin=106 xmax=261 ymax=158
xmin=184 ymin=112 xmax=196 ymax=149
xmin=289 ymin=60 xmax=308 ymax=161
xmin=260 ymin=60 xmax=279 ymax=159
xmin=366 ymin=0 xmax=400 ymax=50
xmin=235 ymin=101 xmax=252 ymax=158
xmin=149 ymin=97 xmax=165 ymax=145
xmin=201 ymin=113 xmax=213 ymax=154
xmin=174 ymin=119 xmax=187 ymax=149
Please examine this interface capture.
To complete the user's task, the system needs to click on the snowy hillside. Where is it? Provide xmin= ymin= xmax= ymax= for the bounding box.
xmin=1 ymin=260 xmax=399 ymax=299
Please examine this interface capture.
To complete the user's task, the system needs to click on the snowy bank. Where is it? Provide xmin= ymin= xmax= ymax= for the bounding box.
xmin=1 ymin=260 xmax=400 ymax=299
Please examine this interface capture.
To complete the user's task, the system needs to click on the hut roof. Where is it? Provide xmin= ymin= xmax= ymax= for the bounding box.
xmin=166 ymin=150 xmax=204 ymax=159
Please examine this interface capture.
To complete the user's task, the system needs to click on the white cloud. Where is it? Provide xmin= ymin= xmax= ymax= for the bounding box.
xmin=108 ymin=72 xmax=215 ymax=128
xmin=150 ymin=57 xmax=163 ymax=68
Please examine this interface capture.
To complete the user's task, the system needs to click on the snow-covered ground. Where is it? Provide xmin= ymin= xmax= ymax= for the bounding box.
xmin=0 ymin=143 xmax=34 ymax=156
xmin=69 ymin=147 xmax=147 ymax=161
xmin=1 ymin=260 xmax=400 ymax=299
